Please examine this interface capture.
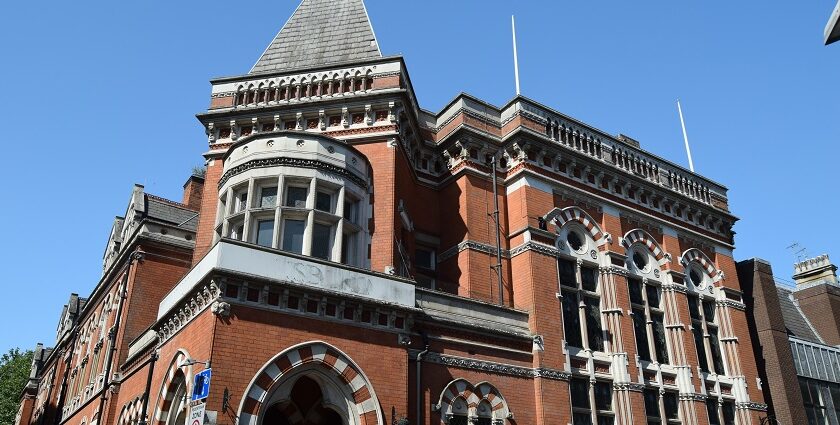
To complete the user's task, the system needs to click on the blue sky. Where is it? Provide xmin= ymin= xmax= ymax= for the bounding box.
xmin=0 ymin=1 xmax=837 ymax=353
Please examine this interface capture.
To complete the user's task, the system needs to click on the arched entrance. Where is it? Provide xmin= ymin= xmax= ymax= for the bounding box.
xmin=262 ymin=376 xmax=344 ymax=425
xmin=239 ymin=341 xmax=384 ymax=425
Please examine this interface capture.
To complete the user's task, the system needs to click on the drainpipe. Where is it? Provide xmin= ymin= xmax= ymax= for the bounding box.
xmin=95 ymin=251 xmax=143 ymax=425
xmin=415 ymin=333 xmax=430 ymax=425
xmin=137 ymin=350 xmax=159 ymax=425
xmin=490 ymin=156 xmax=505 ymax=306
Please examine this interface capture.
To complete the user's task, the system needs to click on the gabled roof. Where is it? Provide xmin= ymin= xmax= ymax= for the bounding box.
xmin=250 ymin=0 xmax=381 ymax=74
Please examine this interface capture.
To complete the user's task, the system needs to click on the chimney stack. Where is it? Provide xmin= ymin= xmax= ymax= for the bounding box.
xmin=182 ymin=174 xmax=205 ymax=211
xmin=791 ymin=254 xmax=840 ymax=345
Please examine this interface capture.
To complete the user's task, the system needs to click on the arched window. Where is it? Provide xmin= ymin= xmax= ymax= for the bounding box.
xmin=623 ymin=229 xmax=669 ymax=365
xmin=437 ymin=379 xmax=510 ymax=425
xmin=680 ymin=248 xmax=727 ymax=375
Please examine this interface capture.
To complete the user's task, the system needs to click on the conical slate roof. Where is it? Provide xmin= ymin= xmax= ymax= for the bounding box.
xmin=250 ymin=0 xmax=382 ymax=74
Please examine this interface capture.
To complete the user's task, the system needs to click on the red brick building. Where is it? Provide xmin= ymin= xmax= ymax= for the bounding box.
xmin=16 ymin=1 xmax=769 ymax=425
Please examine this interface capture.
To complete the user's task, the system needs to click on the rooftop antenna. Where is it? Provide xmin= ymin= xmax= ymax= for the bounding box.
xmin=677 ymin=100 xmax=695 ymax=172
xmin=787 ymin=242 xmax=810 ymax=263
xmin=512 ymin=15 xmax=521 ymax=96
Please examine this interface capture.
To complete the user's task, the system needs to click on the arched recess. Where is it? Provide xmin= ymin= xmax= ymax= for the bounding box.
xmin=152 ymin=350 xmax=192 ymax=425
xmin=118 ymin=396 xmax=143 ymax=425
xmin=679 ymin=248 xmax=719 ymax=278
xmin=621 ymin=229 xmax=671 ymax=279
xmin=436 ymin=379 xmax=511 ymax=424
xmin=680 ymin=248 xmax=723 ymax=292
xmin=544 ymin=206 xmax=608 ymax=246
xmin=238 ymin=341 xmax=384 ymax=425
xmin=621 ymin=229 xmax=667 ymax=262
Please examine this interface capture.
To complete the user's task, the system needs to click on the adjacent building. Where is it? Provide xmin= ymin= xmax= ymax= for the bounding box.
xmin=17 ymin=1 xmax=770 ymax=425
xmin=739 ymin=255 xmax=840 ymax=424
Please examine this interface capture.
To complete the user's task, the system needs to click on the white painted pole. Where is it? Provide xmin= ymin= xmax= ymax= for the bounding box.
xmin=677 ymin=100 xmax=695 ymax=172
xmin=512 ymin=15 xmax=521 ymax=96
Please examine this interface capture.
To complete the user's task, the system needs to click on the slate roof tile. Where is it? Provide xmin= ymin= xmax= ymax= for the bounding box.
xmin=250 ymin=0 xmax=381 ymax=74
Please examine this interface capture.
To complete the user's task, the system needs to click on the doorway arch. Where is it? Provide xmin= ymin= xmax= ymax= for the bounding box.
xmin=239 ymin=341 xmax=383 ymax=425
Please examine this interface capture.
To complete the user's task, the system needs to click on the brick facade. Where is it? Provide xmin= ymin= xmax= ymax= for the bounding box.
xmin=17 ymin=1 xmax=771 ymax=425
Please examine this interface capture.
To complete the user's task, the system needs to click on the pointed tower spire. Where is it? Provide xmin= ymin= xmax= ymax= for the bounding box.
xmin=250 ymin=0 xmax=382 ymax=74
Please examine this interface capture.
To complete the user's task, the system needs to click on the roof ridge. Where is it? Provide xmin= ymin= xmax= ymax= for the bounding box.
xmin=146 ymin=193 xmax=198 ymax=211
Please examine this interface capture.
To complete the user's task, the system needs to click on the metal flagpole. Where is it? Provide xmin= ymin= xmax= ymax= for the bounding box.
xmin=677 ymin=100 xmax=695 ymax=172
xmin=512 ymin=15 xmax=521 ymax=96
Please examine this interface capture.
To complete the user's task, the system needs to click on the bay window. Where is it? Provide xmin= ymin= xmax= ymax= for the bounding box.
xmin=220 ymin=175 xmax=366 ymax=268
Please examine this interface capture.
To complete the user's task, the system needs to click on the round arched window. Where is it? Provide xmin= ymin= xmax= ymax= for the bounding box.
xmin=567 ymin=231 xmax=585 ymax=252
xmin=689 ymin=268 xmax=703 ymax=287
xmin=632 ymin=250 xmax=649 ymax=272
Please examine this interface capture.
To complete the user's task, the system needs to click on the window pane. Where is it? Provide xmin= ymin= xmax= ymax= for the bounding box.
xmin=259 ymin=186 xmax=277 ymax=208
xmin=311 ymin=223 xmax=332 ymax=260
xmin=285 ymin=186 xmax=308 ymax=207
xmin=703 ymin=301 xmax=716 ymax=323
xmin=585 ymin=296 xmax=604 ymax=351
xmin=693 ymin=327 xmax=709 ymax=373
xmin=343 ymin=199 xmax=358 ymax=222
xmin=233 ymin=191 xmax=247 ymax=213
xmin=708 ymin=328 xmax=725 ymax=374
xmin=562 ymin=291 xmax=582 ymax=348
xmin=573 ymin=413 xmax=593 ymax=425
xmin=341 ymin=233 xmax=355 ymax=265
xmin=722 ymin=401 xmax=735 ymax=425
xmin=256 ymin=219 xmax=274 ymax=247
xmin=663 ymin=392 xmax=679 ymax=420
xmin=629 ymin=279 xmax=644 ymax=305
xmin=316 ymin=191 xmax=332 ymax=212
xmin=646 ymin=285 xmax=660 ymax=309
xmin=581 ymin=267 xmax=598 ymax=292
xmin=651 ymin=313 xmax=669 ymax=364
xmin=597 ymin=416 xmax=614 ymax=425
xmin=643 ymin=389 xmax=660 ymax=418
xmin=559 ymin=259 xmax=577 ymax=287
xmin=449 ymin=416 xmax=468 ymax=425
xmin=706 ymin=398 xmax=720 ymax=425
xmin=281 ymin=219 xmax=305 ymax=254
xmin=633 ymin=308 xmax=651 ymax=361
xmin=594 ymin=382 xmax=612 ymax=411
xmin=570 ymin=378 xmax=590 ymax=409
xmin=416 ymin=248 xmax=435 ymax=270
xmin=688 ymin=296 xmax=701 ymax=320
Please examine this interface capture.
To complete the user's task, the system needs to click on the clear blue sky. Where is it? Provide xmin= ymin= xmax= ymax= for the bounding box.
xmin=0 ymin=1 xmax=837 ymax=353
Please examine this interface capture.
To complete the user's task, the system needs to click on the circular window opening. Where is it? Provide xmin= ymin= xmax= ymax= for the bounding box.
xmin=689 ymin=268 xmax=703 ymax=287
xmin=632 ymin=250 xmax=649 ymax=271
xmin=567 ymin=231 xmax=585 ymax=252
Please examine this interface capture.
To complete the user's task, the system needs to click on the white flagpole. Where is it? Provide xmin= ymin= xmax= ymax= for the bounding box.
xmin=512 ymin=15 xmax=521 ymax=96
xmin=677 ymin=100 xmax=695 ymax=172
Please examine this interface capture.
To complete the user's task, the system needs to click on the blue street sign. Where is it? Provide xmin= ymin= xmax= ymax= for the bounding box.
xmin=192 ymin=369 xmax=212 ymax=401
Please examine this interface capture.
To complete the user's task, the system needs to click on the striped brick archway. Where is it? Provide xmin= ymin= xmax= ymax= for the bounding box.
xmin=436 ymin=379 xmax=510 ymax=424
xmin=680 ymin=248 xmax=720 ymax=279
xmin=153 ymin=350 xmax=190 ymax=425
xmin=544 ymin=206 xmax=606 ymax=244
xmin=118 ymin=396 xmax=144 ymax=425
xmin=621 ymin=229 xmax=667 ymax=262
xmin=238 ymin=341 xmax=383 ymax=425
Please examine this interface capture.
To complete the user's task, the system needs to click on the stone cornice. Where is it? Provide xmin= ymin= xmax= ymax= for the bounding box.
xmin=217 ymin=156 xmax=368 ymax=189
xmin=415 ymin=351 xmax=569 ymax=381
